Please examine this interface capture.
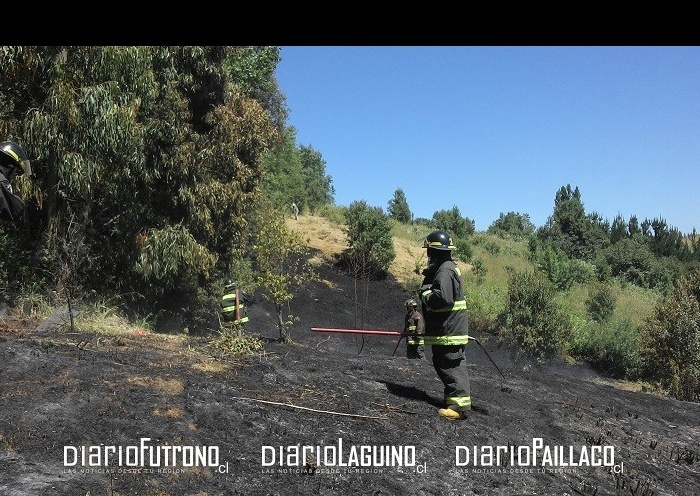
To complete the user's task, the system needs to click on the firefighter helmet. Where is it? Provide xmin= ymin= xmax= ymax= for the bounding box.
xmin=423 ymin=230 xmax=455 ymax=251
xmin=225 ymin=279 xmax=237 ymax=291
xmin=405 ymin=298 xmax=418 ymax=308
xmin=0 ymin=141 xmax=32 ymax=176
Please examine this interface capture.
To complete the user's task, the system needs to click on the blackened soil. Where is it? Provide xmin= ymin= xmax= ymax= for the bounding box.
xmin=1 ymin=261 xmax=699 ymax=495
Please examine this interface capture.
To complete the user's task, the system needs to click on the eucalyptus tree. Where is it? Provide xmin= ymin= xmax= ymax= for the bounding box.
xmin=0 ymin=46 xmax=281 ymax=322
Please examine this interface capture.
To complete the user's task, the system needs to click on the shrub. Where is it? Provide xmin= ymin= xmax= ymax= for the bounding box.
xmin=487 ymin=211 xmax=535 ymax=240
xmin=534 ymin=243 xmax=575 ymax=291
xmin=570 ymin=258 xmax=597 ymax=284
xmin=568 ymin=318 xmax=642 ymax=379
xmin=470 ymin=258 xmax=487 ymax=280
xmin=211 ymin=327 xmax=264 ymax=356
xmin=585 ymin=283 xmax=616 ymax=323
xmin=454 ymin=238 xmax=473 ymax=263
xmin=640 ymin=269 xmax=700 ymax=402
xmin=464 ymin=287 xmax=502 ymax=334
xmin=593 ymin=253 xmax=612 ymax=282
xmin=498 ymin=270 xmax=572 ymax=360
xmin=483 ymin=241 xmax=501 ymax=256
xmin=338 ymin=201 xmax=396 ymax=279
xmin=602 ymin=237 xmax=669 ymax=289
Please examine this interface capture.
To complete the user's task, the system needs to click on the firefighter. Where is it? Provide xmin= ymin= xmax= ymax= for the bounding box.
xmin=419 ymin=230 xmax=471 ymax=420
xmin=0 ymin=140 xmax=32 ymax=222
xmin=404 ymin=298 xmax=425 ymax=359
xmin=220 ymin=280 xmax=254 ymax=328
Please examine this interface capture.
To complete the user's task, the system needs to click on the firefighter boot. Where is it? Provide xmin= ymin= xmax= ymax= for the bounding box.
xmin=438 ymin=407 xmax=463 ymax=420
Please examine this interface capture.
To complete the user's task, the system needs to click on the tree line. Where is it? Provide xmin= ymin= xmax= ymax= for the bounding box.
xmin=386 ymin=184 xmax=699 ymax=290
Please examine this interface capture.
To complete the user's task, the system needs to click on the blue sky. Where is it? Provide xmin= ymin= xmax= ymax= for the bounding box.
xmin=275 ymin=46 xmax=700 ymax=234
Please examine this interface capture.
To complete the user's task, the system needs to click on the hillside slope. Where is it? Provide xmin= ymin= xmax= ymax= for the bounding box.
xmin=0 ymin=215 xmax=698 ymax=496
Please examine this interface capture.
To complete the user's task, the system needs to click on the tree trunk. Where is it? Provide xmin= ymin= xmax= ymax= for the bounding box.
xmin=276 ymin=302 xmax=290 ymax=343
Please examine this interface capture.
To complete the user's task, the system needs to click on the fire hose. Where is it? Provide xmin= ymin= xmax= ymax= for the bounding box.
xmin=310 ymin=327 xmax=506 ymax=380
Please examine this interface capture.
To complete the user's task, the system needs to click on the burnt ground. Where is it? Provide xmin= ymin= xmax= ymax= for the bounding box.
xmin=1 ymin=257 xmax=699 ymax=496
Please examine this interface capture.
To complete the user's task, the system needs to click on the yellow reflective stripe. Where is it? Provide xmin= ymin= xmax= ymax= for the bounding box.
xmin=446 ymin=396 xmax=472 ymax=408
xmin=430 ymin=300 xmax=467 ymax=313
xmin=407 ymin=324 xmax=417 ymax=331
xmin=223 ymin=293 xmax=236 ymax=299
xmin=425 ymin=241 xmax=456 ymax=250
xmin=423 ymin=335 xmax=469 ymax=345
xmin=223 ymin=304 xmax=246 ymax=311
xmin=5 ymin=149 xmax=19 ymax=161
xmin=407 ymin=337 xmax=424 ymax=345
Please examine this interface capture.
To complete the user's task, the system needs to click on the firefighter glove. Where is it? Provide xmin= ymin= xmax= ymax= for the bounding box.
xmin=420 ymin=288 xmax=432 ymax=305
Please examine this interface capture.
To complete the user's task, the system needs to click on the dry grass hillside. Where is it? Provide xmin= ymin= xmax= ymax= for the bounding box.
xmin=286 ymin=213 xmax=470 ymax=288
xmin=286 ymin=214 xmax=348 ymax=265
